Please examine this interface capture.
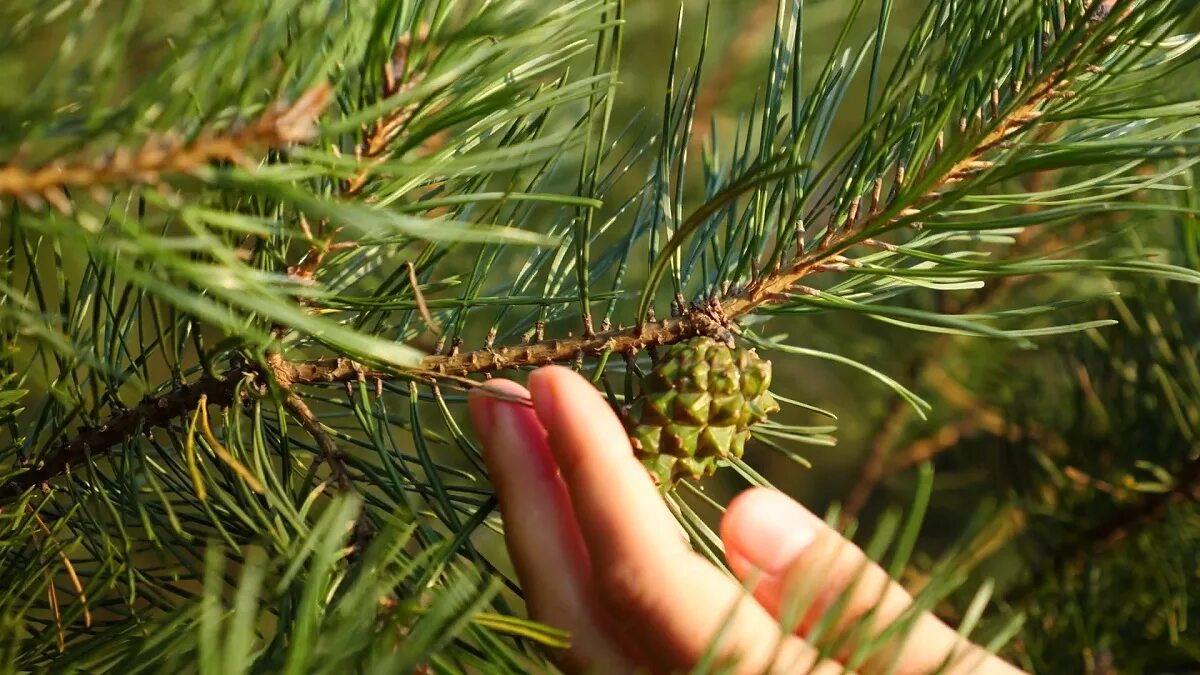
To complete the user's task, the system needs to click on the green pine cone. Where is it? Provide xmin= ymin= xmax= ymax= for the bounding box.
xmin=623 ymin=336 xmax=779 ymax=489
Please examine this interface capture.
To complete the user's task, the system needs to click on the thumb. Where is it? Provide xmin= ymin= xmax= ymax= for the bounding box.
xmin=720 ymin=488 xmax=1018 ymax=675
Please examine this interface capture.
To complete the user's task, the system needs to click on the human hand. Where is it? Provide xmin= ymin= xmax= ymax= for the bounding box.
xmin=468 ymin=365 xmax=1024 ymax=674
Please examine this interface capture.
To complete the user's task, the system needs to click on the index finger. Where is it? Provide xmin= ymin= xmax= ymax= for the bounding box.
xmin=526 ymin=365 xmax=688 ymax=568
xmin=526 ymin=366 xmax=843 ymax=674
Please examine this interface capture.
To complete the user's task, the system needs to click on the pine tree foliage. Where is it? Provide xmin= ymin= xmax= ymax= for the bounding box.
xmin=841 ymin=129 xmax=1200 ymax=670
xmin=1006 ymin=263 xmax=1200 ymax=671
xmin=1 ymin=0 xmax=1199 ymax=672
xmin=895 ymin=214 xmax=1200 ymax=672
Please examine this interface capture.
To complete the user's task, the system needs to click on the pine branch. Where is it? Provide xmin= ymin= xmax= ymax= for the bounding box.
xmin=0 ymin=9 xmax=1110 ymax=505
xmin=0 ymin=356 xmax=367 ymax=503
xmin=0 ymin=369 xmax=241 ymax=502
xmin=0 ymin=85 xmax=331 ymax=213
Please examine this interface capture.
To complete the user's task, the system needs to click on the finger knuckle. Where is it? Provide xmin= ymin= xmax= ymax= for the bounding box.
xmin=595 ymin=560 xmax=655 ymax=617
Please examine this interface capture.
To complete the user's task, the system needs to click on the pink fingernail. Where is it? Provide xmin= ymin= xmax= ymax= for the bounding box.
xmin=470 ymin=394 xmax=496 ymax=437
xmin=527 ymin=367 xmax=559 ymax=428
xmin=732 ymin=490 xmax=815 ymax=576
xmin=491 ymin=401 xmax=519 ymax=446
xmin=492 ymin=398 xmax=552 ymax=458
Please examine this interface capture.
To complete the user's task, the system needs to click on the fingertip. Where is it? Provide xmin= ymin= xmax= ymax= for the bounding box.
xmin=528 ymin=365 xmax=635 ymax=467
xmin=468 ymin=378 xmax=558 ymax=518
xmin=724 ymin=487 xmax=823 ymax=533
xmin=721 ymin=488 xmax=818 ymax=577
xmin=468 ymin=379 xmax=531 ymax=438
xmin=526 ymin=365 xmax=687 ymax=565
xmin=473 ymin=378 xmax=532 ymax=400
xmin=528 ymin=365 xmax=602 ymax=429
xmin=723 ymin=487 xmax=773 ymax=526
xmin=526 ymin=365 xmax=642 ymax=483
xmin=527 ymin=364 xmax=574 ymax=389
xmin=468 ymin=380 xmax=625 ymax=670
xmin=466 ymin=388 xmax=492 ymax=440
xmin=526 ymin=366 xmax=556 ymax=424
xmin=722 ymin=488 xmax=784 ymax=543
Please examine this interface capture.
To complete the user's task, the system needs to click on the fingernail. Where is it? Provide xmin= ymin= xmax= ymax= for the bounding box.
xmin=491 ymin=399 xmax=547 ymax=456
xmin=491 ymin=401 xmax=519 ymax=446
xmin=470 ymin=392 xmax=496 ymax=437
xmin=472 ymin=381 xmax=530 ymax=432
xmin=732 ymin=490 xmax=815 ymax=576
xmin=527 ymin=367 xmax=558 ymax=428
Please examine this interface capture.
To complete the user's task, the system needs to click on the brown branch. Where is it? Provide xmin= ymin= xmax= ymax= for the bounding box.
xmin=1061 ymin=464 xmax=1134 ymax=502
xmin=283 ymin=393 xmax=353 ymax=491
xmin=0 ymin=85 xmax=331 ymax=214
xmin=342 ymin=30 xmax=432 ymax=198
xmin=0 ymin=80 xmax=1063 ymax=503
xmin=285 ymin=30 xmax=437 ymax=305
xmin=264 ymin=350 xmax=356 ymax=491
xmin=842 ymin=397 xmax=918 ymax=522
xmin=273 ymin=38 xmax=433 ymax=289
xmin=1 ymin=370 xmax=245 ymax=502
xmin=0 ymin=313 xmax=694 ymax=504
xmin=879 ymin=364 xmax=1065 ymax=478
xmin=0 ymin=355 xmax=368 ymax=502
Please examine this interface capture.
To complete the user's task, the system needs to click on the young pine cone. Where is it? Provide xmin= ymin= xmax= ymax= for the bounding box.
xmin=623 ymin=337 xmax=779 ymax=489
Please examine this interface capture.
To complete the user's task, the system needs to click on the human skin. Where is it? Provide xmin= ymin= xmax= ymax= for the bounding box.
xmin=468 ymin=365 xmax=1025 ymax=674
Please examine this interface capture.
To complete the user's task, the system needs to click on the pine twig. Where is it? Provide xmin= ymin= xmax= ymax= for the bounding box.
xmin=283 ymin=393 xmax=353 ymax=492
xmin=840 ymin=120 xmax=1069 ymax=521
xmin=0 ymin=85 xmax=331 ymax=213
xmin=266 ymin=351 xmax=355 ymax=491
xmin=719 ymin=45 xmax=1075 ymax=328
xmin=342 ymin=29 xmax=432 ymax=198
xmin=285 ymin=31 xmax=437 ymax=304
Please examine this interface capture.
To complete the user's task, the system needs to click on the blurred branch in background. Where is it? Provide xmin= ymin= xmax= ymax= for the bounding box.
xmin=0 ymin=86 xmax=331 ymax=213
xmin=842 ymin=164 xmax=1066 ymax=521
xmin=691 ymin=0 xmax=777 ymax=144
